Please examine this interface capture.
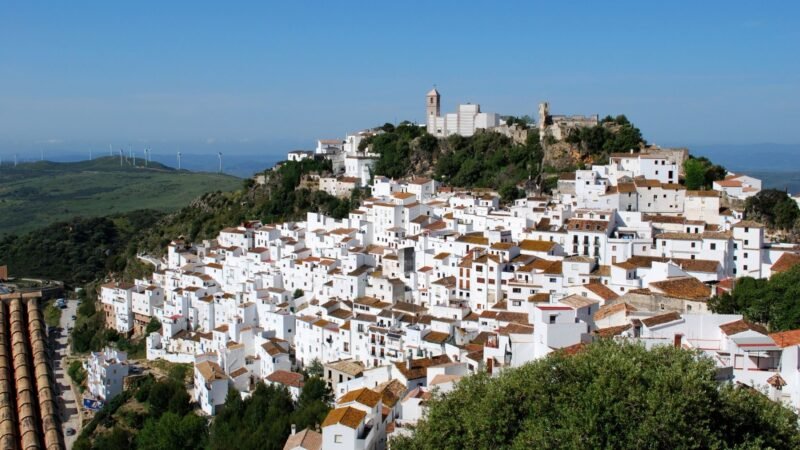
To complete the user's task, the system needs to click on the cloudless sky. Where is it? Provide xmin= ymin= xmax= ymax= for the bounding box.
xmin=0 ymin=1 xmax=798 ymax=156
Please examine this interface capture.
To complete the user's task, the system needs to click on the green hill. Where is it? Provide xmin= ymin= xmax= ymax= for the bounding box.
xmin=0 ymin=156 xmax=241 ymax=236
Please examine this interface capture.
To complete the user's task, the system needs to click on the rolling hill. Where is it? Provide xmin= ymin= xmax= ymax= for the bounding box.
xmin=0 ymin=157 xmax=241 ymax=236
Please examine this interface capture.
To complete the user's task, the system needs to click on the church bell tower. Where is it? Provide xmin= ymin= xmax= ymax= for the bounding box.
xmin=426 ymin=87 xmax=440 ymax=134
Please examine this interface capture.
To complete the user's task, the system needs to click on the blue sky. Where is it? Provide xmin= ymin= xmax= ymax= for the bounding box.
xmin=0 ymin=1 xmax=798 ymax=156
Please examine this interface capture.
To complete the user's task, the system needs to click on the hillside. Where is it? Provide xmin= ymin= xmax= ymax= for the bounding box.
xmin=0 ymin=156 xmax=241 ymax=236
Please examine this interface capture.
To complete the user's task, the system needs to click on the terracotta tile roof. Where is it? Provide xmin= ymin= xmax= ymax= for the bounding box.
xmin=594 ymin=302 xmax=637 ymax=322
xmin=375 ymin=379 xmax=407 ymax=408
xmin=519 ymin=239 xmax=556 ymax=252
xmin=649 ymin=277 xmax=711 ymax=300
xmin=582 ymin=283 xmax=619 ymax=301
xmin=338 ymin=387 xmax=382 ymax=408
xmin=641 ymin=312 xmax=682 ymax=328
xmin=283 ymin=428 xmax=322 ymax=450
xmin=719 ymin=319 xmax=768 ymax=336
xmin=196 ymin=360 xmax=227 ymax=382
xmin=733 ymin=220 xmax=764 ymax=228
xmin=771 ymin=253 xmax=800 ymax=274
xmin=528 ymin=293 xmax=550 ymax=303
xmin=423 ymin=331 xmax=450 ymax=344
xmin=322 ymin=406 xmax=367 ymax=429
xmin=266 ymin=370 xmax=305 ymax=388
xmin=594 ymin=324 xmax=632 ymax=338
xmin=394 ymin=355 xmax=451 ymax=380
xmin=560 ymin=294 xmax=599 ymax=309
xmin=770 ymin=329 xmax=800 ymax=348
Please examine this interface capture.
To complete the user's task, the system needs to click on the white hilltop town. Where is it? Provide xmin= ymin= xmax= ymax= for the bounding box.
xmin=89 ymin=88 xmax=800 ymax=450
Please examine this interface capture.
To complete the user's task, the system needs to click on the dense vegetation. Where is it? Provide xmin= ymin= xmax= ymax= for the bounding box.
xmin=435 ymin=131 xmax=544 ymax=201
xmin=71 ymin=284 xmax=145 ymax=357
xmin=0 ymin=159 xmax=362 ymax=285
xmin=683 ymin=156 xmax=728 ymax=190
xmin=208 ymin=376 xmax=332 ymax=450
xmin=709 ymin=265 xmax=800 ymax=331
xmin=74 ymin=366 xmax=332 ymax=450
xmin=0 ymin=210 xmax=163 ymax=286
xmin=0 ymin=157 xmax=240 ymax=236
xmin=364 ymin=122 xmax=545 ymax=202
xmin=564 ymin=115 xmax=645 ymax=163
xmin=73 ymin=365 xmax=204 ymax=450
xmin=392 ymin=340 xmax=800 ymax=449
xmin=134 ymin=158 xmax=363 ymax=256
xmin=745 ymin=189 xmax=800 ymax=231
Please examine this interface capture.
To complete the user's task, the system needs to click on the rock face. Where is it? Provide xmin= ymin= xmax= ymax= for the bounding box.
xmin=542 ymin=141 xmax=580 ymax=171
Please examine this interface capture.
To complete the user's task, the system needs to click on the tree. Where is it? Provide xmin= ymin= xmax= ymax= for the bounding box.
xmin=292 ymin=289 xmax=304 ymax=299
xmin=136 ymin=412 xmax=208 ymax=450
xmin=747 ymin=189 xmax=800 ymax=230
xmin=392 ymin=340 xmax=800 ymax=449
xmin=145 ymin=317 xmax=162 ymax=334
xmin=709 ymin=264 xmax=800 ymax=331
xmin=684 ymin=158 xmax=706 ymax=190
xmin=305 ymin=358 xmax=323 ymax=378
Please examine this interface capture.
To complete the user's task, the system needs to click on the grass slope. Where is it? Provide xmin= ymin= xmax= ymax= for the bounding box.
xmin=0 ymin=156 xmax=241 ymax=236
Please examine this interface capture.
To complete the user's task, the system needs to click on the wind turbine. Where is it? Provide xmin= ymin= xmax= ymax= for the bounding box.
xmin=109 ymin=144 xmax=113 ymax=156
xmin=90 ymin=149 xmax=93 ymax=160
xmin=218 ymin=152 xmax=223 ymax=173
xmin=14 ymin=154 xmax=17 ymax=167
xmin=119 ymin=149 xmax=123 ymax=166
xmin=177 ymin=151 xmax=182 ymax=170
xmin=133 ymin=149 xmax=136 ymax=166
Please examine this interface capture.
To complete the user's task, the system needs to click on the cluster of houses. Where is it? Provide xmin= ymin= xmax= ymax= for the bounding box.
xmin=90 ymin=107 xmax=789 ymax=449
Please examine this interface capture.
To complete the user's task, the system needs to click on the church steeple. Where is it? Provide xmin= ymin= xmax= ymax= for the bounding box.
xmin=426 ymin=87 xmax=440 ymax=134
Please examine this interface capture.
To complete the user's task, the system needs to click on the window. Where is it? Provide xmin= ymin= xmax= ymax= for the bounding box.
xmin=691 ymin=242 xmax=696 ymax=248
xmin=744 ymin=265 xmax=748 ymax=271
xmin=744 ymin=240 xmax=749 ymax=246
xmin=710 ymin=243 xmax=716 ymax=250
xmin=549 ymin=315 xmax=557 ymax=324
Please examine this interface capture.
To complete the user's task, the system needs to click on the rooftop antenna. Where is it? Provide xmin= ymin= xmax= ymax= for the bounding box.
xmin=177 ymin=151 xmax=182 ymax=170
xmin=218 ymin=152 xmax=223 ymax=173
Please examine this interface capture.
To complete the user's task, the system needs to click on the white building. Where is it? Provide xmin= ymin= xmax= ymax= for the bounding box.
xmin=426 ymin=88 xmax=501 ymax=137
xmin=86 ymin=347 xmax=129 ymax=402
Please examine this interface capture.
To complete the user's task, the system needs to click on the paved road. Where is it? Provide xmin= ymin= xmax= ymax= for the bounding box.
xmin=51 ymin=299 xmax=79 ymax=449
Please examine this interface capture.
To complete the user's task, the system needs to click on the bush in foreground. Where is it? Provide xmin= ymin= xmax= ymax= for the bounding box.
xmin=392 ymin=340 xmax=800 ymax=449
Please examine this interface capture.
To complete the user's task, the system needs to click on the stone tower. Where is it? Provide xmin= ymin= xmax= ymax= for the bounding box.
xmin=426 ymin=87 xmax=440 ymax=134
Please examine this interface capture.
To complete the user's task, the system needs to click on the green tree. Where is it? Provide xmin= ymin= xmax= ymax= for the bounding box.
xmin=305 ymin=358 xmax=323 ymax=378
xmin=746 ymin=189 xmax=800 ymax=230
xmin=136 ymin=412 xmax=208 ymax=450
xmin=293 ymin=289 xmax=304 ymax=299
xmin=709 ymin=264 xmax=800 ymax=331
xmin=392 ymin=340 xmax=800 ymax=449
xmin=684 ymin=158 xmax=706 ymax=190
xmin=145 ymin=317 xmax=162 ymax=334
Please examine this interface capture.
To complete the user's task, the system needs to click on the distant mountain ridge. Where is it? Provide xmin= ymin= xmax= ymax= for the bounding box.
xmin=0 ymin=156 xmax=242 ymax=236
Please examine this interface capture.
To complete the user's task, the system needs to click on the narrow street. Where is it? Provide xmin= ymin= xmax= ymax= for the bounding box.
xmin=51 ymin=299 xmax=80 ymax=449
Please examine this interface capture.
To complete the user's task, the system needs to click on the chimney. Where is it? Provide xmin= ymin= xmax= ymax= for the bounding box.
xmin=291 ymin=424 xmax=296 ymax=435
